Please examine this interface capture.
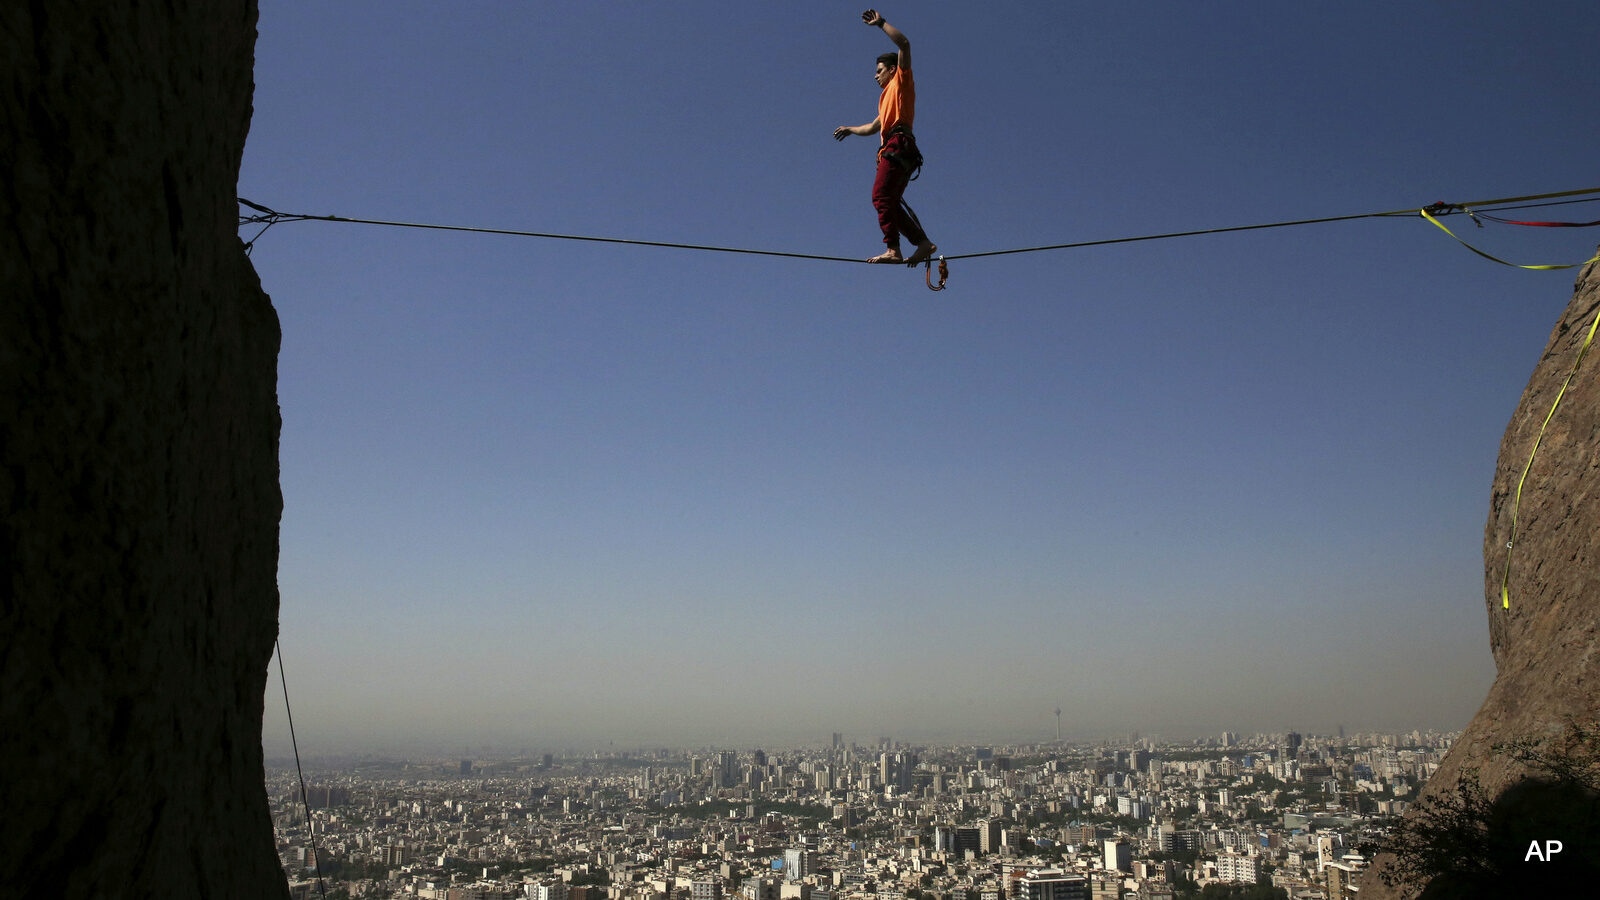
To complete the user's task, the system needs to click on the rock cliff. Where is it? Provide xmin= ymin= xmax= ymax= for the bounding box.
xmin=1366 ymin=251 xmax=1600 ymax=897
xmin=1 ymin=2 xmax=285 ymax=897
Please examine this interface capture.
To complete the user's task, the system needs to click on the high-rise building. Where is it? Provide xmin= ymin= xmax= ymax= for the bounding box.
xmin=980 ymin=819 xmax=1004 ymax=854
xmin=1103 ymin=839 xmax=1132 ymax=873
xmin=1064 ymin=825 xmax=1100 ymax=847
xmin=1216 ymin=852 xmax=1257 ymax=884
xmin=1015 ymin=870 xmax=1088 ymax=900
xmin=693 ymin=881 xmax=723 ymax=900
xmin=531 ymin=880 xmax=570 ymax=900
xmin=1325 ymin=855 xmax=1367 ymax=899
xmin=1316 ymin=834 xmax=1343 ymax=871
xmin=783 ymin=849 xmax=812 ymax=882
xmin=741 ymin=877 xmax=781 ymax=900
xmin=305 ymin=785 xmax=351 ymax=809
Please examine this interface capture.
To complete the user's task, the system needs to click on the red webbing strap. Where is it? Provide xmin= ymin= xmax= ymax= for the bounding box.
xmin=1477 ymin=214 xmax=1600 ymax=228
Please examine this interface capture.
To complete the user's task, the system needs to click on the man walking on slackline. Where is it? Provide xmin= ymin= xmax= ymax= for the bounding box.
xmin=834 ymin=9 xmax=938 ymax=265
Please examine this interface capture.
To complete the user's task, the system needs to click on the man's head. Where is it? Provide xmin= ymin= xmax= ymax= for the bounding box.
xmin=874 ymin=52 xmax=897 ymax=87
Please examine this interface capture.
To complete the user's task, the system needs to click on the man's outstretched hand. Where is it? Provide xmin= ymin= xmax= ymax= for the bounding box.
xmin=861 ymin=9 xmax=885 ymax=27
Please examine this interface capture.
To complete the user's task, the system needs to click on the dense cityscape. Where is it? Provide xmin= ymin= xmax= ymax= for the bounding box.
xmin=271 ymin=728 xmax=1454 ymax=900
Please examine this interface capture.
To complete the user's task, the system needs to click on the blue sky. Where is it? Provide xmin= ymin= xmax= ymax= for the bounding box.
xmin=244 ymin=0 xmax=1600 ymax=755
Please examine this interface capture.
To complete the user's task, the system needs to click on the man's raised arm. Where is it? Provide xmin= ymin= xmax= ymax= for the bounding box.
xmin=863 ymin=9 xmax=910 ymax=70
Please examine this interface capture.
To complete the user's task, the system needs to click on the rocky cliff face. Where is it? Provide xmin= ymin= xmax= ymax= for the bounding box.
xmin=1 ymin=2 xmax=285 ymax=897
xmin=1366 ymin=252 xmax=1600 ymax=897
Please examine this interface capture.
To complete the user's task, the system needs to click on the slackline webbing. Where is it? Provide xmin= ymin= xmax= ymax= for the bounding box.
xmin=241 ymin=189 xmax=1600 ymax=610
xmin=239 ymin=187 xmax=1600 ymax=266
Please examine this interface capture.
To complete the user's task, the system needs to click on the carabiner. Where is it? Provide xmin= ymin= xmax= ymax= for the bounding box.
xmin=925 ymin=256 xmax=949 ymax=291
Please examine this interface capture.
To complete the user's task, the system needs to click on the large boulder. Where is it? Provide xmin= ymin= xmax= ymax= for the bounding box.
xmin=1366 ymin=251 xmax=1600 ymax=897
xmin=1 ymin=2 xmax=285 ymax=897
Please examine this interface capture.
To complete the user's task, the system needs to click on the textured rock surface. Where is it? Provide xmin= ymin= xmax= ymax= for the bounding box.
xmin=1365 ymin=252 xmax=1600 ymax=897
xmin=1 ymin=2 xmax=285 ymax=897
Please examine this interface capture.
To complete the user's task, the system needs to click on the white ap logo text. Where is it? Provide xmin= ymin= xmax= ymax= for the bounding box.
xmin=1525 ymin=840 xmax=1563 ymax=862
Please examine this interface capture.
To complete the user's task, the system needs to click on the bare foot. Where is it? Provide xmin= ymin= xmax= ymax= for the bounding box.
xmin=904 ymin=240 xmax=938 ymax=266
xmin=866 ymin=249 xmax=905 ymax=264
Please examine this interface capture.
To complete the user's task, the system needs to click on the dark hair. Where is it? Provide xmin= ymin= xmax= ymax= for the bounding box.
xmin=876 ymin=52 xmax=898 ymax=69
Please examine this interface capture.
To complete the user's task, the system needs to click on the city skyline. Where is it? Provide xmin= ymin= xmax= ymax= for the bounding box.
xmin=267 ymin=726 xmax=1449 ymax=897
xmin=245 ymin=1 xmax=1599 ymax=758
xmin=261 ymin=712 xmax=1462 ymax=762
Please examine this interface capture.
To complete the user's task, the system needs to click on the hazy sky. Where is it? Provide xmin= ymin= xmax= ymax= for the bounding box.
xmin=244 ymin=0 xmax=1600 ymax=756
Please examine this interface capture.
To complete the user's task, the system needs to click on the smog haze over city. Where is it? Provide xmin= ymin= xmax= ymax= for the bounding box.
xmin=243 ymin=0 xmax=1600 ymax=758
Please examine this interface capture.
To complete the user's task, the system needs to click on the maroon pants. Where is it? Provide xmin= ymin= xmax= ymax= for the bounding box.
xmin=872 ymin=133 xmax=926 ymax=250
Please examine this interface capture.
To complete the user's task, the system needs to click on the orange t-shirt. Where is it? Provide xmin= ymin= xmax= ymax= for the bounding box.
xmin=877 ymin=65 xmax=915 ymax=143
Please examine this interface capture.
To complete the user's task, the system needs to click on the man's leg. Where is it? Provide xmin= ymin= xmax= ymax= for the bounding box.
xmin=900 ymin=198 xmax=936 ymax=266
xmin=868 ymin=154 xmax=909 ymax=263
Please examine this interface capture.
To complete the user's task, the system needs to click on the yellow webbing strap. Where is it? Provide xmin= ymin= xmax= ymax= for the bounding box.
xmin=1421 ymin=208 xmax=1600 ymax=270
xmin=1500 ymin=295 xmax=1600 ymax=608
xmin=1419 ymin=204 xmax=1600 ymax=607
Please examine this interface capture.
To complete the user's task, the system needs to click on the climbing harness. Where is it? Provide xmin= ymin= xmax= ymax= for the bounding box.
xmin=880 ymin=127 xmax=923 ymax=181
xmin=879 ymin=124 xmax=922 ymax=180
